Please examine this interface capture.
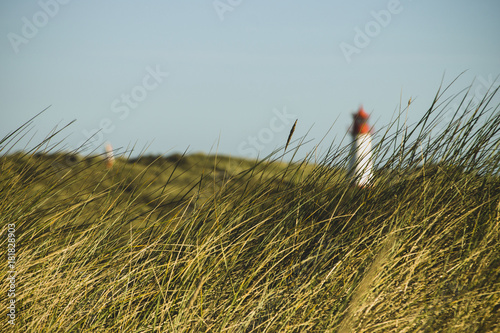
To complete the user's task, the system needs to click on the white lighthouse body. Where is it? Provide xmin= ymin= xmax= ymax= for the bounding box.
xmin=348 ymin=107 xmax=374 ymax=187
xmin=105 ymin=143 xmax=115 ymax=169
xmin=348 ymin=133 xmax=373 ymax=186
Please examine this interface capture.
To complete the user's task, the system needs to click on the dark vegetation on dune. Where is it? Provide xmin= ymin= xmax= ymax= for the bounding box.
xmin=1 ymin=79 xmax=500 ymax=332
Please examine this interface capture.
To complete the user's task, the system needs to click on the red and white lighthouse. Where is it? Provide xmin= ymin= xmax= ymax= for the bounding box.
xmin=348 ymin=106 xmax=373 ymax=187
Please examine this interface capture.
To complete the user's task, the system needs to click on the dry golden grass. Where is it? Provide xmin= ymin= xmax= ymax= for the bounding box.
xmin=1 ymin=79 xmax=499 ymax=332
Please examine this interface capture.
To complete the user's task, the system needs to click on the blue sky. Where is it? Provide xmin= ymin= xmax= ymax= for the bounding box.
xmin=1 ymin=0 xmax=499 ymax=159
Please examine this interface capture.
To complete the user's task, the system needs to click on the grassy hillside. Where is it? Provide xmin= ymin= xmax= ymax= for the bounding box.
xmin=1 ymin=151 xmax=309 ymax=239
xmin=1 ymin=83 xmax=500 ymax=332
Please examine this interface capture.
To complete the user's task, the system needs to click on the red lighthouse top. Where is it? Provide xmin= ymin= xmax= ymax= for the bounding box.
xmin=352 ymin=106 xmax=371 ymax=135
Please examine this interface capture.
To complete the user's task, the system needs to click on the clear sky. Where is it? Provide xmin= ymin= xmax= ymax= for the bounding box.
xmin=1 ymin=0 xmax=499 ymax=160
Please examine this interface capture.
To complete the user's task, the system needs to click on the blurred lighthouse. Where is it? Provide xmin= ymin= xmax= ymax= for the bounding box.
xmin=348 ymin=106 xmax=373 ymax=187
xmin=105 ymin=143 xmax=115 ymax=169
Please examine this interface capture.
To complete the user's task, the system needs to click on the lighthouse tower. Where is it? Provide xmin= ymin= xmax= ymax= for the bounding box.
xmin=348 ymin=106 xmax=374 ymax=187
xmin=105 ymin=143 xmax=115 ymax=169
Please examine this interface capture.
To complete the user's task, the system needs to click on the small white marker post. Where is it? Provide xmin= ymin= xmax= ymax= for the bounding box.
xmin=105 ymin=143 xmax=115 ymax=169
xmin=348 ymin=106 xmax=374 ymax=187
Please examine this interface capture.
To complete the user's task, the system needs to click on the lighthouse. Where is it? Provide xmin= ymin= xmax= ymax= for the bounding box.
xmin=105 ymin=143 xmax=115 ymax=169
xmin=348 ymin=106 xmax=374 ymax=187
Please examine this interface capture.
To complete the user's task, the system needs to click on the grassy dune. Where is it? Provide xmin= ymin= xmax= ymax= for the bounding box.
xmin=1 ymin=81 xmax=500 ymax=332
